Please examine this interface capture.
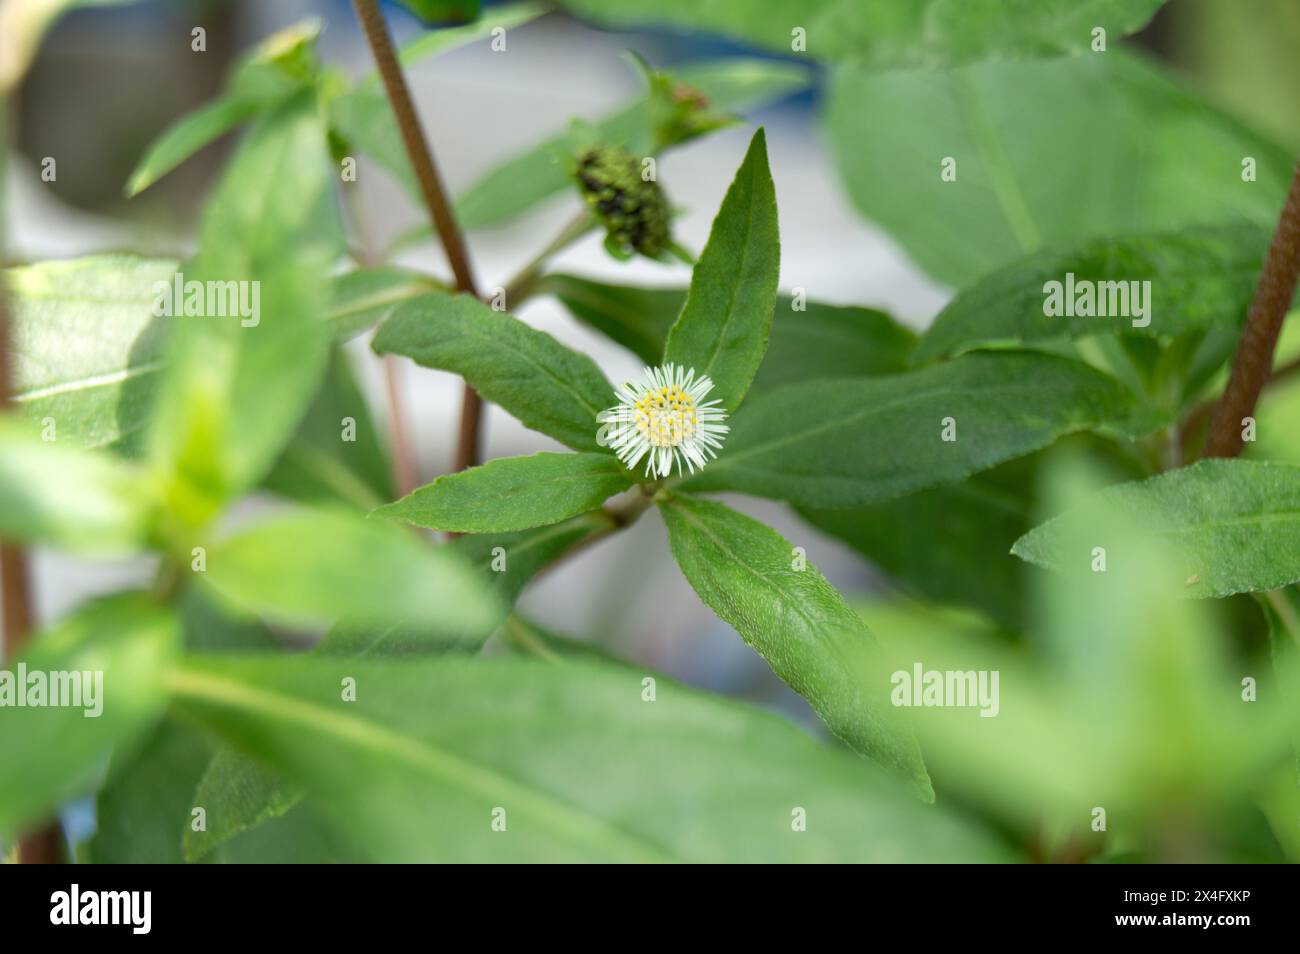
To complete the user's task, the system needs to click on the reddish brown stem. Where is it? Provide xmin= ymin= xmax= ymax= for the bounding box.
xmin=351 ymin=0 xmax=485 ymax=470
xmin=1203 ymin=161 xmax=1300 ymax=459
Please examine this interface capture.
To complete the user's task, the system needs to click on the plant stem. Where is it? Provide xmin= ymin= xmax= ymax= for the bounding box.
xmin=501 ymin=210 xmax=597 ymax=308
xmin=0 ymin=251 xmax=62 ymax=864
xmin=1179 ymin=354 xmax=1300 ymax=459
xmin=1203 ymin=161 xmax=1300 ymax=459
xmin=350 ymin=0 xmax=485 ymax=471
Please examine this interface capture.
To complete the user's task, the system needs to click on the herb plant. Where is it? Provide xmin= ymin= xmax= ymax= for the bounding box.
xmin=3 ymin=0 xmax=1300 ymax=865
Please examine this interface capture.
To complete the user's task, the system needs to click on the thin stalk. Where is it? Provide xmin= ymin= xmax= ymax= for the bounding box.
xmin=1203 ymin=161 xmax=1300 ymax=458
xmin=350 ymin=0 xmax=485 ymax=471
xmin=501 ymin=210 xmax=597 ymax=308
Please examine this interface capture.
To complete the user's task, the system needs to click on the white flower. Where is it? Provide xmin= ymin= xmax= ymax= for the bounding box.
xmin=597 ymin=363 xmax=729 ymax=478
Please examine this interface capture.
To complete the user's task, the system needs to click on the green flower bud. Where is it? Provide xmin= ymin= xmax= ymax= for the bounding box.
xmin=573 ymin=146 xmax=671 ymax=260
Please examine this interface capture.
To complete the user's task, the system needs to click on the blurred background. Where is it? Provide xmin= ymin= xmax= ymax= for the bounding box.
xmin=5 ymin=0 xmax=1300 ymax=726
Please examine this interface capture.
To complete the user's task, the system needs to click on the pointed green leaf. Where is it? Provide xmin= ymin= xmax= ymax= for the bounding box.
xmin=683 ymin=351 xmax=1136 ymax=508
xmin=915 ymin=225 xmax=1272 ymax=364
xmin=0 ymin=595 xmax=179 ymax=842
xmin=660 ymin=494 xmax=930 ymax=796
xmin=373 ymin=292 xmax=613 ymax=452
xmin=1013 ymin=459 xmax=1300 ymax=599
xmin=663 ymin=128 xmax=778 ymax=410
xmin=146 ymin=93 xmax=343 ymax=518
xmin=201 ymin=507 xmax=502 ymax=635
xmin=376 ymin=452 xmax=629 ymax=533
xmin=171 ymin=654 xmax=1012 ymax=861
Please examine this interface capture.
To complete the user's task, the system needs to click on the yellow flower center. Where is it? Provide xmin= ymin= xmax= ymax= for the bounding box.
xmin=633 ymin=385 xmax=698 ymax=448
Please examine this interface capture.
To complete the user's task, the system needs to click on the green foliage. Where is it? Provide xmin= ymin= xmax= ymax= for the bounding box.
xmin=914 ymin=225 xmax=1272 ymax=363
xmin=660 ymin=494 xmax=930 ymax=796
xmin=683 ymin=352 xmax=1137 ymax=508
xmin=376 ymin=452 xmax=630 ymax=533
xmin=555 ymin=0 xmax=1166 ymax=69
xmin=663 ymin=128 xmax=779 ymax=410
xmin=542 ymin=274 xmax=916 ymax=388
xmin=201 ymin=508 xmax=502 ymax=635
xmin=825 ymin=51 xmax=1292 ymax=286
xmin=170 ymin=654 xmax=1006 ymax=861
xmin=1014 ymin=459 xmax=1300 ymax=599
xmin=11 ymin=2 xmax=1300 ymax=865
xmin=4 ymin=255 xmax=173 ymax=451
xmin=0 ymin=595 xmax=179 ymax=842
xmin=373 ymin=293 xmax=614 ymax=452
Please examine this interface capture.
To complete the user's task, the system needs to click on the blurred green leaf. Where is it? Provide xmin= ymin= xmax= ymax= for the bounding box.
xmin=450 ymin=511 xmax=615 ymax=608
xmin=201 ymin=507 xmax=503 ymax=636
xmin=801 ymin=465 xmax=1032 ymax=630
xmin=682 ymin=352 xmax=1137 ymax=508
xmin=146 ymin=93 xmax=343 ymax=524
xmin=263 ymin=350 xmax=393 ymax=510
xmin=326 ymin=266 xmax=443 ymax=342
xmin=397 ymin=0 xmax=480 ymax=22
xmin=826 ymin=51 xmax=1293 ymax=286
xmin=0 ymin=595 xmax=178 ymax=843
xmin=914 ymin=225 xmax=1271 ymax=364
xmin=555 ymin=0 xmax=1164 ymax=69
xmin=542 ymin=273 xmax=916 ymax=388
xmin=1014 ymin=459 xmax=1300 ymax=599
xmin=373 ymin=292 xmax=613 ymax=452
xmin=171 ymin=653 xmax=1011 ymax=861
xmin=125 ymin=19 xmax=323 ymax=196
xmin=0 ymin=416 xmax=154 ymax=553
xmin=453 ymin=59 xmax=809 ymax=230
xmin=663 ymin=128 xmax=778 ymax=411
xmin=4 ymin=255 xmax=173 ymax=453
xmin=660 ymin=494 xmax=930 ymax=796
xmin=376 ymin=452 xmax=629 ymax=533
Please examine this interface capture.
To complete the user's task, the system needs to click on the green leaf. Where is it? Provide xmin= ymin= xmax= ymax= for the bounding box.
xmin=397 ymin=0 xmax=479 ymax=22
xmin=373 ymin=292 xmax=613 ymax=452
xmin=201 ymin=507 xmax=502 ymax=636
xmin=915 ymin=225 xmax=1272 ymax=364
xmin=663 ymin=128 xmax=778 ymax=410
xmin=542 ymin=273 xmax=916 ymax=388
xmin=124 ymin=19 xmax=323 ymax=196
xmin=1013 ymin=459 xmax=1300 ymax=599
xmin=826 ymin=50 xmax=1293 ymax=286
xmin=451 ymin=511 xmax=616 ymax=608
xmin=326 ymin=266 xmax=443 ymax=342
xmin=800 ymin=463 xmax=1033 ymax=630
xmin=682 ymin=351 xmax=1135 ymax=508
xmin=376 ymin=452 xmax=629 ymax=533
xmin=555 ymin=0 xmax=1164 ymax=70
xmin=4 ymin=255 xmax=173 ymax=452
xmin=263 ymin=350 xmax=393 ymax=510
xmin=146 ymin=93 xmax=342 ymax=520
xmin=454 ymin=59 xmax=809 ymax=230
xmin=0 ymin=416 xmax=154 ymax=553
xmin=0 ymin=594 xmax=178 ymax=842
xmin=660 ymin=494 xmax=930 ymax=796
xmin=170 ymin=653 xmax=1013 ymax=861
xmin=90 ymin=719 xmax=215 ymax=863
xmin=328 ymin=3 xmax=548 ymax=199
